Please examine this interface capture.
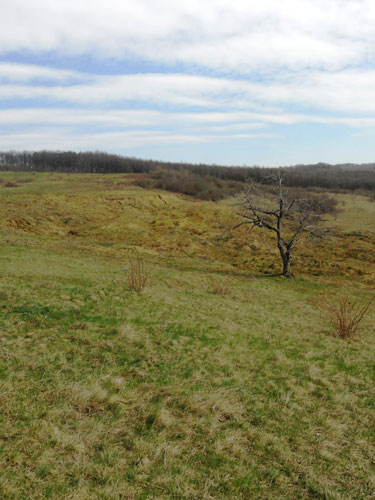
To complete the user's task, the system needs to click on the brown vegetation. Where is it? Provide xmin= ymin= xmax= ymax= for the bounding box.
xmin=140 ymin=168 xmax=244 ymax=201
xmin=315 ymin=294 xmax=375 ymax=339
xmin=124 ymin=251 xmax=156 ymax=292
xmin=206 ymin=273 xmax=238 ymax=297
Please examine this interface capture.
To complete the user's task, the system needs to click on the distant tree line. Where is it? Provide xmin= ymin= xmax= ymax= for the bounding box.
xmin=1 ymin=151 xmax=375 ymax=194
xmin=0 ymin=151 xmax=157 ymax=174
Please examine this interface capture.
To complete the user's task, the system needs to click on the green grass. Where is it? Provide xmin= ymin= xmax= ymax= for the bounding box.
xmin=1 ymin=173 xmax=375 ymax=499
xmin=325 ymin=193 xmax=375 ymax=233
xmin=1 ymin=246 xmax=375 ymax=499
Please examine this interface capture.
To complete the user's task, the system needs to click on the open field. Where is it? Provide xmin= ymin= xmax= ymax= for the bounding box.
xmin=1 ymin=172 xmax=375 ymax=499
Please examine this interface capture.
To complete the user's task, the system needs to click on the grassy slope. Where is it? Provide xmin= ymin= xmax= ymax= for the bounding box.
xmin=0 ymin=172 xmax=375 ymax=500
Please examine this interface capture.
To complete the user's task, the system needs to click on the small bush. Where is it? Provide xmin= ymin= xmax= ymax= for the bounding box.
xmin=316 ymin=294 xmax=374 ymax=339
xmin=124 ymin=251 xmax=155 ymax=292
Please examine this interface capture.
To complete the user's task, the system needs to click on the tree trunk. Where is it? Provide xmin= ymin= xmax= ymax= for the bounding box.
xmin=278 ymin=241 xmax=292 ymax=277
xmin=282 ymin=254 xmax=291 ymax=277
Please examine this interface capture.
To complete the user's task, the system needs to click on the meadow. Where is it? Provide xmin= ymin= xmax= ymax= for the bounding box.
xmin=0 ymin=172 xmax=375 ymax=499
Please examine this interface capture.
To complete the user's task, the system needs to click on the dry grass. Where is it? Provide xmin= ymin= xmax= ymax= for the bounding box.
xmin=206 ymin=273 xmax=238 ymax=297
xmin=1 ymin=171 xmax=375 ymax=282
xmin=1 ymin=172 xmax=375 ymax=498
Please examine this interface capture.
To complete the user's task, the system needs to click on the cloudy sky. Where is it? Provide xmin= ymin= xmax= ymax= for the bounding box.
xmin=1 ymin=0 xmax=375 ymax=166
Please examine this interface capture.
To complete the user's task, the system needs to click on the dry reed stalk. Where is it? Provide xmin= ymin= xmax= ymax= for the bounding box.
xmin=124 ymin=251 xmax=156 ymax=292
xmin=316 ymin=294 xmax=374 ymax=339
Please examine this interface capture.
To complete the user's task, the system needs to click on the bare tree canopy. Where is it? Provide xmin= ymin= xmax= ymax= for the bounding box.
xmin=234 ymin=171 xmax=336 ymax=277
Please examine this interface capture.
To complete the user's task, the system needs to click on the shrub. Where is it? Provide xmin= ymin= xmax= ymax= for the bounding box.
xmin=316 ymin=294 xmax=374 ymax=339
xmin=147 ymin=168 xmax=244 ymax=201
xmin=124 ymin=251 xmax=155 ymax=292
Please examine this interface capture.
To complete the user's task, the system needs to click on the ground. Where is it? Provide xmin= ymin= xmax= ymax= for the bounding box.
xmin=0 ymin=172 xmax=374 ymax=499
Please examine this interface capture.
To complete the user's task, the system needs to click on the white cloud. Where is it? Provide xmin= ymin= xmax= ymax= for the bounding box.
xmin=0 ymin=62 xmax=81 ymax=83
xmin=2 ymin=1 xmax=375 ymax=162
xmin=0 ymin=108 xmax=266 ymax=129
xmin=2 ymin=106 xmax=375 ymax=144
xmin=2 ymin=66 xmax=375 ymax=115
xmin=0 ymin=128 xmax=277 ymax=152
xmin=1 ymin=0 xmax=375 ymax=72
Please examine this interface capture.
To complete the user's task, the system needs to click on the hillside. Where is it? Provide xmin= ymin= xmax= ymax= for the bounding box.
xmin=1 ymin=171 xmax=375 ymax=280
xmin=1 ymin=172 xmax=375 ymax=499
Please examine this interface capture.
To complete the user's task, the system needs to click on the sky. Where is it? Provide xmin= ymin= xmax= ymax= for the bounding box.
xmin=1 ymin=0 xmax=375 ymax=166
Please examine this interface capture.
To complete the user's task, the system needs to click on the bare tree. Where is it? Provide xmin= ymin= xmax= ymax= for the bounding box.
xmin=233 ymin=171 xmax=330 ymax=277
